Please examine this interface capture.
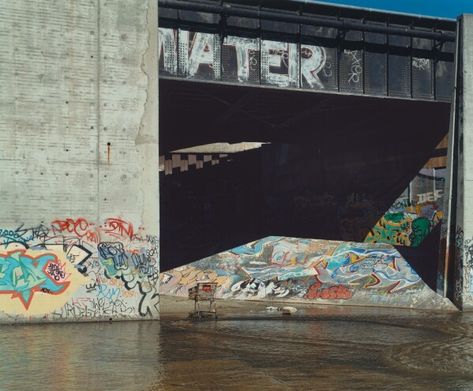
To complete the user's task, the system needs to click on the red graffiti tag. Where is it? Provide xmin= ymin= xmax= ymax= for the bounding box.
xmin=103 ymin=218 xmax=134 ymax=239
xmin=51 ymin=218 xmax=100 ymax=243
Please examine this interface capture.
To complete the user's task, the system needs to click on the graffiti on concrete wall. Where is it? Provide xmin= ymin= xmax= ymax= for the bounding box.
xmin=451 ymin=227 xmax=473 ymax=304
xmin=0 ymin=248 xmax=71 ymax=309
xmin=0 ymin=218 xmax=159 ymax=321
xmin=464 ymin=237 xmax=473 ymax=297
xmin=160 ymin=236 xmax=425 ymax=305
xmin=365 ymin=168 xmax=445 ymax=247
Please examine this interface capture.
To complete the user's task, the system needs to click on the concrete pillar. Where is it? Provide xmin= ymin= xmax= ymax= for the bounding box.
xmin=440 ymin=15 xmax=473 ymax=310
xmin=0 ymin=1 xmax=159 ymax=322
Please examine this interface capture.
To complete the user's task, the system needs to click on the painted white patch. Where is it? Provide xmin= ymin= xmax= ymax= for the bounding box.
xmin=413 ymin=57 xmax=430 ymax=71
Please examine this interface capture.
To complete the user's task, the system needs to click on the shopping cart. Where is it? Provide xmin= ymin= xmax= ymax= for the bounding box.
xmin=188 ymin=281 xmax=218 ymax=319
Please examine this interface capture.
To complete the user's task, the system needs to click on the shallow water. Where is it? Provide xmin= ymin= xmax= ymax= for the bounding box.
xmin=1 ymin=307 xmax=473 ymax=390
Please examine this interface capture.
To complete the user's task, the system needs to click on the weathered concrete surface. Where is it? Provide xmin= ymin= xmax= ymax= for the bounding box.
xmin=441 ymin=14 xmax=473 ymax=310
xmin=0 ymin=1 xmax=159 ymax=322
xmin=160 ymin=237 xmax=455 ymax=311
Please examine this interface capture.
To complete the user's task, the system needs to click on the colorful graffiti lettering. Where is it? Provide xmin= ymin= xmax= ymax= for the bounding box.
xmin=305 ymin=278 xmax=353 ymax=300
xmin=321 ymin=242 xmax=421 ymax=292
xmin=98 ymin=240 xmax=159 ymax=317
xmin=0 ymin=217 xmax=159 ymax=320
xmin=0 ymin=250 xmax=70 ymax=309
xmin=364 ymin=169 xmax=445 ymax=247
xmin=365 ymin=209 xmax=441 ymax=247
xmin=160 ymin=236 xmax=425 ymax=305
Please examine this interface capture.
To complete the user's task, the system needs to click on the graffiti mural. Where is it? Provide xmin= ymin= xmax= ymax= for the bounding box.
xmin=365 ymin=168 xmax=445 ymax=247
xmin=159 ymin=236 xmax=442 ymax=308
xmin=0 ymin=243 xmax=88 ymax=316
xmin=0 ymin=218 xmax=159 ymax=321
xmin=0 ymin=249 xmax=70 ymax=309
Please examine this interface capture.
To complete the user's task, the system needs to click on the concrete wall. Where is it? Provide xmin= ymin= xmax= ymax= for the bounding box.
xmin=444 ymin=14 xmax=473 ymax=310
xmin=458 ymin=14 xmax=473 ymax=309
xmin=0 ymin=1 xmax=159 ymax=322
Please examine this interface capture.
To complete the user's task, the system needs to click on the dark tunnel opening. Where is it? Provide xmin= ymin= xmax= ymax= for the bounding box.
xmin=160 ymin=79 xmax=450 ymax=291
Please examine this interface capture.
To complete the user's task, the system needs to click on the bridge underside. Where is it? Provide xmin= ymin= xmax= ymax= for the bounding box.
xmin=161 ymin=78 xmax=450 ymax=152
xmin=160 ymin=78 xmax=450 ymax=292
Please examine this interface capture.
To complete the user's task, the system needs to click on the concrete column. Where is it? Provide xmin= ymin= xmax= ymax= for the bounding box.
xmin=441 ymin=15 xmax=473 ymax=310
xmin=0 ymin=1 xmax=159 ymax=322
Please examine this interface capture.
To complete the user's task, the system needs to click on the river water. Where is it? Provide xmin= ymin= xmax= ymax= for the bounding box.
xmin=1 ymin=302 xmax=472 ymax=390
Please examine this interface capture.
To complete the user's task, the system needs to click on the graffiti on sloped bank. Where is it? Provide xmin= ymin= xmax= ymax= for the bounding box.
xmin=160 ymin=237 xmax=423 ymax=302
xmin=322 ymin=243 xmax=421 ymax=292
xmin=0 ymin=217 xmax=159 ymax=320
xmin=305 ymin=277 xmax=353 ymax=300
xmin=365 ymin=170 xmax=445 ymax=247
xmin=365 ymin=213 xmax=435 ymax=247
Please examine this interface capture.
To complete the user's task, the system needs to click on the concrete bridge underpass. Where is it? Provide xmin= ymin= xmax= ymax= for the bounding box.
xmin=158 ymin=0 xmax=463 ymax=309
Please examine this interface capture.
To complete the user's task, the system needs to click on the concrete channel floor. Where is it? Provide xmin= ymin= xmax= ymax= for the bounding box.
xmin=0 ymin=296 xmax=473 ymax=390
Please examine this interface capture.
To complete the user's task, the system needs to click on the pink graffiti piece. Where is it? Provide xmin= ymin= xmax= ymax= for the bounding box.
xmin=103 ymin=218 xmax=134 ymax=240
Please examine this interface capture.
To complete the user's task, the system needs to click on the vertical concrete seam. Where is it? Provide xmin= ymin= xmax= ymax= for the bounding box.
xmin=96 ymin=0 xmax=102 ymax=223
xmin=136 ymin=1 xmax=153 ymax=146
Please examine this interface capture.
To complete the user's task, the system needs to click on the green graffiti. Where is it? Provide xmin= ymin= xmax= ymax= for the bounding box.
xmin=384 ymin=213 xmax=405 ymax=223
xmin=409 ymin=217 xmax=431 ymax=248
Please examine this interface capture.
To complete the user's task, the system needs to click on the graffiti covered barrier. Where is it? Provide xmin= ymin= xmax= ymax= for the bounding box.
xmin=0 ymin=218 xmax=159 ymax=323
xmin=365 ymin=168 xmax=445 ymax=247
xmin=160 ymin=236 xmax=452 ymax=310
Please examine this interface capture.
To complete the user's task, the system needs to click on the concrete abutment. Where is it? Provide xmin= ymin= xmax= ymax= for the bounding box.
xmin=442 ymin=14 xmax=473 ymax=310
xmin=0 ymin=1 xmax=159 ymax=322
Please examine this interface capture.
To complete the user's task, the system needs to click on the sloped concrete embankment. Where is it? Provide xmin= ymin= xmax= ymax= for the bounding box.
xmin=160 ymin=236 xmax=455 ymax=310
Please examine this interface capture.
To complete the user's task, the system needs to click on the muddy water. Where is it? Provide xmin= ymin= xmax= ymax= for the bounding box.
xmin=1 ymin=307 xmax=473 ymax=390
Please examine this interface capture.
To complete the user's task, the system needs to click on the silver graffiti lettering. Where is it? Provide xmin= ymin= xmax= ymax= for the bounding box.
xmin=223 ymin=36 xmax=259 ymax=82
xmin=344 ymin=50 xmax=362 ymax=84
xmin=261 ymin=40 xmax=299 ymax=87
xmin=179 ymin=31 xmax=221 ymax=79
xmin=158 ymin=28 xmax=177 ymax=74
xmin=301 ymin=45 xmax=326 ymax=89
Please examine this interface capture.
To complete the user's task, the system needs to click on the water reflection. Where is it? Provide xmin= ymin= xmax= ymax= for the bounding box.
xmin=0 ymin=322 xmax=162 ymax=391
xmin=0 ymin=307 xmax=473 ymax=390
